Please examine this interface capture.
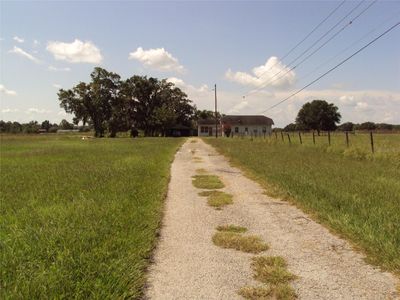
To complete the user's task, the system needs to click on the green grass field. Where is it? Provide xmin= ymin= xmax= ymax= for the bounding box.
xmin=206 ymin=134 xmax=400 ymax=274
xmin=0 ymin=135 xmax=182 ymax=298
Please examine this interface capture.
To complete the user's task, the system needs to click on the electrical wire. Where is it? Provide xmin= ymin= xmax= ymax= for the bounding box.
xmin=259 ymin=21 xmax=400 ymax=114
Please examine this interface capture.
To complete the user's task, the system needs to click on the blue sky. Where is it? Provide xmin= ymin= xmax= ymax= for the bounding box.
xmin=1 ymin=0 xmax=399 ymax=126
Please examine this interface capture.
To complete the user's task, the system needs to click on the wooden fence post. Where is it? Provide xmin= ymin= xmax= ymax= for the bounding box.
xmin=345 ymin=131 xmax=349 ymax=147
xmin=312 ymin=131 xmax=315 ymax=145
xmin=287 ymin=133 xmax=291 ymax=144
xmin=281 ymin=131 xmax=284 ymax=142
xmin=298 ymin=132 xmax=302 ymax=144
xmin=370 ymin=131 xmax=374 ymax=153
xmin=328 ymin=131 xmax=331 ymax=146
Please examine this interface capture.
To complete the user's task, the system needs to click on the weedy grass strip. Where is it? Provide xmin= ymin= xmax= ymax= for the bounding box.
xmin=206 ymin=137 xmax=400 ymax=274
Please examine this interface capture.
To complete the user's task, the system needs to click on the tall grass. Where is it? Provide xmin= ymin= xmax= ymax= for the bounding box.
xmin=0 ymin=135 xmax=182 ymax=298
xmin=206 ymin=136 xmax=400 ymax=274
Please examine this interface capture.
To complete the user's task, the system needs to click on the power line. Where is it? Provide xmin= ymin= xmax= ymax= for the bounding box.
xmin=259 ymin=21 xmax=400 ymax=114
xmin=247 ymin=0 xmax=376 ymax=96
xmin=252 ymin=0 xmax=347 ymax=82
xmin=297 ymin=10 xmax=400 ymax=85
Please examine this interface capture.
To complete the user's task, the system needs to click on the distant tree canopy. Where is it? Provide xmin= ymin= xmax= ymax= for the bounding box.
xmin=58 ymin=67 xmax=196 ymax=137
xmin=283 ymin=123 xmax=297 ymax=132
xmin=296 ymin=100 xmax=341 ymax=134
xmin=337 ymin=122 xmax=354 ymax=132
xmin=357 ymin=122 xmax=376 ymax=131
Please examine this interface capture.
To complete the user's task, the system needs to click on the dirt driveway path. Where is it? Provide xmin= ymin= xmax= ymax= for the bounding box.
xmin=145 ymin=138 xmax=398 ymax=300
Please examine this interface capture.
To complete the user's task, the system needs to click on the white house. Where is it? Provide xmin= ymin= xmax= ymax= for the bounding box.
xmin=222 ymin=115 xmax=274 ymax=137
xmin=197 ymin=115 xmax=274 ymax=137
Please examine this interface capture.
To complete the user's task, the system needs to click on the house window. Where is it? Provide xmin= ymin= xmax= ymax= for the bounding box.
xmin=245 ymin=127 xmax=248 ymax=132
xmin=254 ymin=129 xmax=258 ymax=133
xmin=235 ymin=127 xmax=239 ymax=133
xmin=263 ymin=127 xmax=267 ymax=133
xmin=204 ymin=126 xmax=208 ymax=133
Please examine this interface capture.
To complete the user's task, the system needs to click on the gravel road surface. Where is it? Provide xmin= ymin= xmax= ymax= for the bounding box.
xmin=145 ymin=138 xmax=399 ymax=300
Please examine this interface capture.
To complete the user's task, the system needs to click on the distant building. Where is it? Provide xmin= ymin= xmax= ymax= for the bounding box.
xmin=197 ymin=118 xmax=221 ymax=137
xmin=197 ymin=115 xmax=274 ymax=137
xmin=222 ymin=115 xmax=274 ymax=137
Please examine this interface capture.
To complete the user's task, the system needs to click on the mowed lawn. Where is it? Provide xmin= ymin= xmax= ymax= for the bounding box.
xmin=206 ymin=136 xmax=400 ymax=274
xmin=0 ymin=135 xmax=182 ymax=298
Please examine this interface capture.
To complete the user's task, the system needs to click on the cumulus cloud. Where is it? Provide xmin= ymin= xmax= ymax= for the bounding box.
xmin=9 ymin=46 xmax=40 ymax=63
xmin=47 ymin=39 xmax=103 ymax=63
xmin=13 ymin=36 xmax=24 ymax=43
xmin=167 ymin=77 xmax=208 ymax=93
xmin=129 ymin=47 xmax=185 ymax=73
xmin=26 ymin=108 xmax=52 ymax=114
xmin=53 ymin=83 xmax=62 ymax=89
xmin=1 ymin=108 xmax=19 ymax=113
xmin=48 ymin=65 xmax=71 ymax=72
xmin=228 ymin=99 xmax=250 ymax=114
xmin=225 ymin=56 xmax=296 ymax=90
xmin=58 ymin=111 xmax=68 ymax=116
xmin=0 ymin=84 xmax=17 ymax=96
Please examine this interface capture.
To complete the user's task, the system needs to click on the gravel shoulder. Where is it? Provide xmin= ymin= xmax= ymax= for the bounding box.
xmin=145 ymin=138 xmax=399 ymax=300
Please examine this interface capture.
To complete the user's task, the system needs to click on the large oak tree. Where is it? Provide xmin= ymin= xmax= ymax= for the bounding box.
xmin=296 ymin=100 xmax=341 ymax=134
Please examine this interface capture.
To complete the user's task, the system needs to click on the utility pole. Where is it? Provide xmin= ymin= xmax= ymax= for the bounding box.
xmin=214 ymin=84 xmax=218 ymax=138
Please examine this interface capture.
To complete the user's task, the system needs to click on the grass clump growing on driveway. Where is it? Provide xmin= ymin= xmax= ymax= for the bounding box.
xmin=212 ymin=232 xmax=268 ymax=253
xmin=199 ymin=190 xmax=233 ymax=209
xmin=238 ymin=285 xmax=296 ymax=300
xmin=0 ymin=135 xmax=183 ymax=299
xmin=196 ymin=168 xmax=208 ymax=174
xmin=192 ymin=175 xmax=224 ymax=189
xmin=238 ymin=256 xmax=297 ymax=300
xmin=251 ymin=256 xmax=297 ymax=285
xmin=217 ymin=224 xmax=247 ymax=233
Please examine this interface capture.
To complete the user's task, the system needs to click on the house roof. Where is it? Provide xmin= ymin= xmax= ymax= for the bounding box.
xmin=197 ymin=118 xmax=218 ymax=125
xmin=222 ymin=115 xmax=274 ymax=126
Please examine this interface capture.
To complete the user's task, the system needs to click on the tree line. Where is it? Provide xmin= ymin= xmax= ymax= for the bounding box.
xmin=275 ymin=100 xmax=399 ymax=133
xmin=0 ymin=119 xmax=85 ymax=134
xmin=57 ymin=67 xmax=199 ymax=137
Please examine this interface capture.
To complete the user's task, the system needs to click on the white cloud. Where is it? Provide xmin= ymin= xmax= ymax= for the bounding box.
xmin=339 ymin=95 xmax=356 ymax=106
xmin=58 ymin=111 xmax=68 ymax=116
xmin=225 ymin=56 xmax=296 ymax=90
xmin=1 ymin=108 xmax=19 ymax=113
xmin=48 ymin=65 xmax=71 ymax=72
xmin=13 ymin=36 xmax=24 ymax=43
xmin=9 ymin=46 xmax=40 ymax=63
xmin=33 ymin=39 xmax=40 ymax=46
xmin=0 ymin=84 xmax=17 ymax=96
xmin=53 ymin=83 xmax=62 ymax=89
xmin=26 ymin=108 xmax=52 ymax=114
xmin=47 ymin=39 xmax=103 ymax=64
xmin=354 ymin=101 xmax=371 ymax=112
xmin=129 ymin=47 xmax=185 ymax=73
xmin=167 ymin=77 xmax=208 ymax=93
xmin=228 ymin=100 xmax=250 ymax=114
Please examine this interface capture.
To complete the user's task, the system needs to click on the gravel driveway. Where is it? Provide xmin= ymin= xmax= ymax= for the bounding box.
xmin=145 ymin=138 xmax=399 ymax=300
